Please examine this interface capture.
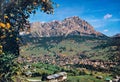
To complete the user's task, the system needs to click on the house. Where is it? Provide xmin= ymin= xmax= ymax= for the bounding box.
xmin=112 ymin=76 xmax=120 ymax=82
xmin=105 ymin=80 xmax=112 ymax=82
xmin=112 ymin=79 xmax=119 ymax=82
xmin=96 ymin=76 xmax=103 ymax=79
xmin=46 ymin=72 xmax=67 ymax=82
xmin=105 ymin=78 xmax=112 ymax=82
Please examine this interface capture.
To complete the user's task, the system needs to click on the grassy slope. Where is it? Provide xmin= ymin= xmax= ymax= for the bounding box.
xmin=18 ymin=35 xmax=120 ymax=81
xmin=20 ymin=35 xmax=113 ymax=60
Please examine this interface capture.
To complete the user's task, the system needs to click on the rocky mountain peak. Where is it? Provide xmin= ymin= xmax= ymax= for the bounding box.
xmin=30 ymin=16 xmax=104 ymax=37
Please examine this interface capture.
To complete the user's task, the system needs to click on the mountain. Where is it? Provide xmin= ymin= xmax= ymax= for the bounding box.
xmin=30 ymin=16 xmax=105 ymax=37
xmin=20 ymin=16 xmax=120 ymax=72
xmin=113 ymin=33 xmax=120 ymax=38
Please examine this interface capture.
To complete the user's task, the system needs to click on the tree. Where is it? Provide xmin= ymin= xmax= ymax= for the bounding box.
xmin=0 ymin=0 xmax=56 ymax=81
xmin=0 ymin=0 xmax=55 ymax=55
xmin=0 ymin=53 xmax=20 ymax=82
xmin=108 ymin=37 xmax=120 ymax=62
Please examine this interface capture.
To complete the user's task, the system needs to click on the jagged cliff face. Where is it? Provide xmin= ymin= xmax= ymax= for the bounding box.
xmin=30 ymin=16 xmax=103 ymax=37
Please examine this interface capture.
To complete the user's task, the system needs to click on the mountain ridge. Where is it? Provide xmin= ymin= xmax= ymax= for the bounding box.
xmin=113 ymin=33 xmax=120 ymax=38
xmin=29 ymin=16 xmax=106 ymax=37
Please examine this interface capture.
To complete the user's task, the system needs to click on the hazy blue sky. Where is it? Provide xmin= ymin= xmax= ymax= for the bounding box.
xmin=29 ymin=0 xmax=120 ymax=36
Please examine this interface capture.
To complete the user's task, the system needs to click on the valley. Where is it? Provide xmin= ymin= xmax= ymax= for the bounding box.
xmin=17 ymin=16 xmax=120 ymax=82
xmin=18 ymin=35 xmax=120 ymax=82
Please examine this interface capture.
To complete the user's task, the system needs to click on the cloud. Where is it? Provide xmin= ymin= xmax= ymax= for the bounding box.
xmin=104 ymin=14 xmax=112 ymax=19
xmin=103 ymin=29 xmax=109 ymax=32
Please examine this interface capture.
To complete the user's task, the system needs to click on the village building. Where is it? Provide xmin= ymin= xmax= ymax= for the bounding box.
xmin=46 ymin=72 xmax=67 ymax=82
xmin=105 ymin=78 xmax=112 ymax=82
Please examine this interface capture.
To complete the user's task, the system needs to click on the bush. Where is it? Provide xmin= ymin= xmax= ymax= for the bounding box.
xmin=0 ymin=53 xmax=19 ymax=81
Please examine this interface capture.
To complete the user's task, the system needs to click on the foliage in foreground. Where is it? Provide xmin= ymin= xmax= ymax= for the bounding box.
xmin=0 ymin=0 xmax=56 ymax=81
xmin=13 ymin=61 xmax=113 ymax=82
xmin=0 ymin=53 xmax=20 ymax=82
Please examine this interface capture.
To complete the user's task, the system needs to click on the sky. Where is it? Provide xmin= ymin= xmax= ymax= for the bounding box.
xmin=29 ymin=0 xmax=120 ymax=36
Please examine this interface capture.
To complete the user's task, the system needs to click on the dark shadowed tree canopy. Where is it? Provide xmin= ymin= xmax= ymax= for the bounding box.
xmin=0 ymin=0 xmax=56 ymax=81
xmin=0 ymin=0 xmax=56 ymax=55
